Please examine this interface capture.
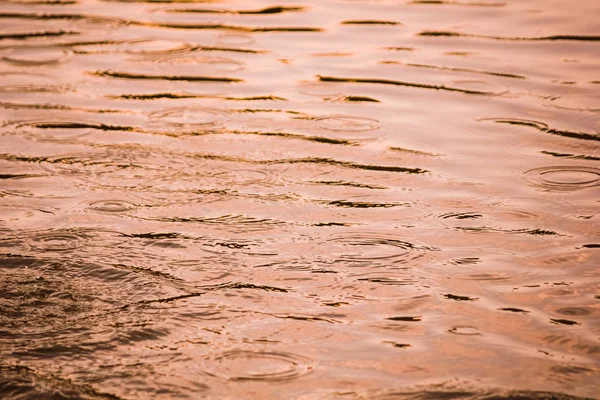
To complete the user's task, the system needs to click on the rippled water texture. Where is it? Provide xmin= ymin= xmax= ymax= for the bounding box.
xmin=1 ymin=0 xmax=599 ymax=399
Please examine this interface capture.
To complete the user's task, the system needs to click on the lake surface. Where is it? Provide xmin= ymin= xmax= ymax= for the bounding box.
xmin=0 ymin=0 xmax=599 ymax=398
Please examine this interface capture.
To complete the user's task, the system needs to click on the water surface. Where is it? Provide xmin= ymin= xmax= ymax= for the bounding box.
xmin=0 ymin=0 xmax=599 ymax=398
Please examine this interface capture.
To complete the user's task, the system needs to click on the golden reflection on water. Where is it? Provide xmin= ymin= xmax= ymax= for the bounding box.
xmin=0 ymin=0 xmax=599 ymax=398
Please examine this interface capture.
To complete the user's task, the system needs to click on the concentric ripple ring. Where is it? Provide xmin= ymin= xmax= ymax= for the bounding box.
xmin=203 ymin=350 xmax=313 ymax=381
xmin=522 ymin=166 xmax=600 ymax=192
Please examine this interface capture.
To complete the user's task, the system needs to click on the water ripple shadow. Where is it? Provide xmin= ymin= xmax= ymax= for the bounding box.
xmin=479 ymin=118 xmax=600 ymax=142
xmin=142 ymin=22 xmax=323 ymax=32
xmin=419 ymin=31 xmax=600 ymax=41
xmin=163 ymin=6 xmax=306 ymax=15
xmin=317 ymin=75 xmax=504 ymax=95
xmin=91 ymin=70 xmax=243 ymax=82
xmin=0 ymin=30 xmax=79 ymax=40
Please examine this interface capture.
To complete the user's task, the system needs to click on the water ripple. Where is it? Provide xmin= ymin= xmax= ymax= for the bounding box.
xmin=0 ymin=30 xmax=79 ymax=40
xmin=418 ymin=31 xmax=600 ymax=42
xmin=447 ymin=326 xmax=482 ymax=335
xmin=147 ymin=107 xmax=229 ymax=131
xmin=479 ymin=118 xmax=600 ymax=142
xmin=163 ymin=6 xmax=306 ymax=15
xmin=341 ymin=20 xmax=402 ymax=26
xmin=268 ymin=157 xmax=428 ymax=174
xmin=317 ymin=75 xmax=504 ymax=96
xmin=322 ymin=232 xmax=438 ymax=263
xmin=28 ymin=229 xmax=90 ymax=252
xmin=0 ymin=0 xmax=598 ymax=397
xmin=2 ymin=118 xmax=103 ymax=141
xmin=203 ymin=350 xmax=313 ymax=381
xmin=0 ymin=366 xmax=120 ymax=399
xmin=208 ymin=169 xmax=273 ymax=187
xmin=123 ymin=38 xmax=194 ymax=55
xmin=150 ymin=55 xmax=246 ymax=72
xmin=88 ymin=199 xmax=138 ymax=213
xmin=399 ymin=61 xmax=526 ymax=79
xmin=91 ymin=70 xmax=243 ymax=82
xmin=410 ymin=0 xmax=504 ymax=5
xmin=0 ymin=46 xmax=73 ymax=66
xmin=361 ymin=382 xmax=593 ymax=400
xmin=142 ymin=21 xmax=323 ymax=33
xmin=313 ymin=115 xmax=380 ymax=132
xmin=0 ymin=72 xmax=71 ymax=93
xmin=522 ymin=166 xmax=600 ymax=192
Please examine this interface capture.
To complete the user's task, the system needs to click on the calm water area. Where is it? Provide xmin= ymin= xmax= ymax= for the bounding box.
xmin=0 ymin=0 xmax=599 ymax=398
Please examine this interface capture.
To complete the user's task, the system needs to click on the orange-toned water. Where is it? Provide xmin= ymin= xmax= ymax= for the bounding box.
xmin=0 ymin=0 xmax=599 ymax=398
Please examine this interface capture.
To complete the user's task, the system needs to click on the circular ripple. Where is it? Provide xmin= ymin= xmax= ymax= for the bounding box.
xmin=315 ymin=116 xmax=380 ymax=132
xmin=147 ymin=107 xmax=228 ymax=131
xmin=447 ymin=326 xmax=481 ymax=336
xmin=209 ymin=169 xmax=272 ymax=187
xmin=66 ymin=156 xmax=174 ymax=190
xmin=69 ymin=15 xmax=126 ymax=31
xmin=298 ymin=80 xmax=344 ymax=97
xmin=29 ymin=230 xmax=89 ymax=252
xmin=547 ymin=94 xmax=600 ymax=112
xmin=154 ymin=55 xmax=245 ymax=72
xmin=124 ymin=39 xmax=194 ymax=56
xmin=522 ymin=166 xmax=600 ymax=192
xmin=323 ymin=232 xmax=436 ymax=263
xmin=88 ymin=200 xmax=138 ymax=213
xmin=0 ymin=47 xmax=73 ymax=66
xmin=0 ymin=72 xmax=71 ymax=93
xmin=2 ymin=119 xmax=98 ymax=141
xmin=448 ymin=79 xmax=507 ymax=95
xmin=204 ymin=350 xmax=313 ymax=381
